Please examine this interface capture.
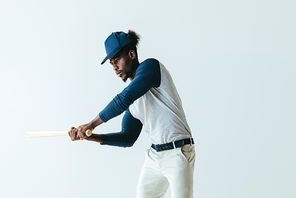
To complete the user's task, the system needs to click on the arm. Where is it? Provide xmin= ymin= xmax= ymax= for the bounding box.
xmin=71 ymin=114 xmax=104 ymax=140
xmin=69 ymin=109 xmax=143 ymax=147
xmin=99 ymin=58 xmax=161 ymax=122
xmin=72 ymin=59 xmax=160 ymax=139
xmin=100 ymin=109 xmax=143 ymax=147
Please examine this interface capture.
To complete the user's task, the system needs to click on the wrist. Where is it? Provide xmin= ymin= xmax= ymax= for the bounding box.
xmin=90 ymin=120 xmax=97 ymax=130
xmin=90 ymin=115 xmax=104 ymax=129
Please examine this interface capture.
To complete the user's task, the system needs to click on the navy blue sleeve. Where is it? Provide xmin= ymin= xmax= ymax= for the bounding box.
xmin=99 ymin=58 xmax=161 ymax=122
xmin=100 ymin=109 xmax=143 ymax=147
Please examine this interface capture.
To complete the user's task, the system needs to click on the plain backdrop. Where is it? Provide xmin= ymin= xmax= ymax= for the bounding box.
xmin=0 ymin=0 xmax=295 ymax=197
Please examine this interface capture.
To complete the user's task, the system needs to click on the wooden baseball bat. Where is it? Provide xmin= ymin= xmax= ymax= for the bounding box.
xmin=27 ymin=129 xmax=92 ymax=138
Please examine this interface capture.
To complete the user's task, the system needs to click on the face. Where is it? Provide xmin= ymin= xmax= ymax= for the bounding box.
xmin=109 ymin=51 xmax=137 ymax=82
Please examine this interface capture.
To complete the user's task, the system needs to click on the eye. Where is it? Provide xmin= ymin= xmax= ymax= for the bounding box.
xmin=110 ymin=60 xmax=116 ymax=65
xmin=110 ymin=57 xmax=120 ymax=65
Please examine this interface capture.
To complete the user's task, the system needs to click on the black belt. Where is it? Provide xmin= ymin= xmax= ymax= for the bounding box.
xmin=151 ymin=138 xmax=194 ymax=152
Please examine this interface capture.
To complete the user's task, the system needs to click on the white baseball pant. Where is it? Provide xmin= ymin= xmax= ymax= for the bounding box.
xmin=137 ymin=144 xmax=196 ymax=198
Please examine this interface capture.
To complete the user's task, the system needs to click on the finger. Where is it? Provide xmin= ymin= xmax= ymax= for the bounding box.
xmin=71 ymin=128 xmax=78 ymax=134
xmin=69 ymin=131 xmax=78 ymax=141
xmin=77 ymin=129 xmax=86 ymax=138
xmin=69 ymin=131 xmax=75 ymax=141
xmin=69 ymin=132 xmax=75 ymax=141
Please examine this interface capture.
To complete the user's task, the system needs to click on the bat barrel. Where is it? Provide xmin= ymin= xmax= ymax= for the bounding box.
xmin=27 ymin=129 xmax=92 ymax=138
xmin=27 ymin=131 xmax=69 ymax=138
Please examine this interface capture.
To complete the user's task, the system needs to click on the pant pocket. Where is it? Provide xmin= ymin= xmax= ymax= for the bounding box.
xmin=180 ymin=145 xmax=196 ymax=163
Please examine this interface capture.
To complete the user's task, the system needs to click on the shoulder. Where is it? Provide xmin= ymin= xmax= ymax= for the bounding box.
xmin=133 ymin=58 xmax=161 ymax=87
xmin=139 ymin=58 xmax=159 ymax=68
xmin=137 ymin=58 xmax=160 ymax=73
xmin=141 ymin=58 xmax=159 ymax=65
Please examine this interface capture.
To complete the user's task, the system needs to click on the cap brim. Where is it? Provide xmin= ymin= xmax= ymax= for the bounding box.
xmin=101 ymin=48 xmax=121 ymax=65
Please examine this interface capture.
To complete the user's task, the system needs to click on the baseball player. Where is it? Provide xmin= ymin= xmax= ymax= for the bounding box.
xmin=69 ymin=30 xmax=196 ymax=198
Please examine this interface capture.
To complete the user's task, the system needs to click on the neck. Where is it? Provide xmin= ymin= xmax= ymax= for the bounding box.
xmin=129 ymin=59 xmax=140 ymax=81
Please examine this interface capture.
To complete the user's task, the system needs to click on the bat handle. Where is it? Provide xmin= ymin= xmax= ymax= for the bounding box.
xmin=85 ymin=129 xmax=93 ymax=137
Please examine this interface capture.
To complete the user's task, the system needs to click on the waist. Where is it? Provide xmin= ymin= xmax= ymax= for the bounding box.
xmin=151 ymin=138 xmax=194 ymax=152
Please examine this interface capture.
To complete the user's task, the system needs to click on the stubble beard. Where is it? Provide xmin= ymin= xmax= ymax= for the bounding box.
xmin=122 ymin=71 xmax=132 ymax=82
xmin=123 ymin=78 xmax=128 ymax=82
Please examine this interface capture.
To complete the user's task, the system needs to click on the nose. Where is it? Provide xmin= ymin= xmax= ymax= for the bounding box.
xmin=112 ymin=63 xmax=118 ymax=71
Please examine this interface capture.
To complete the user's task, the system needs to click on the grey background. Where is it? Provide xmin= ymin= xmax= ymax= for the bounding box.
xmin=0 ymin=0 xmax=295 ymax=197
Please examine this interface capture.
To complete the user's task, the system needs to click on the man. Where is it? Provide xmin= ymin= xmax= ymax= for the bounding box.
xmin=68 ymin=30 xmax=196 ymax=198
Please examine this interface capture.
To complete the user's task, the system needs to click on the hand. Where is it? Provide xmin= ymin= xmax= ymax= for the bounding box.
xmin=68 ymin=127 xmax=80 ymax=141
xmin=77 ymin=123 xmax=93 ymax=140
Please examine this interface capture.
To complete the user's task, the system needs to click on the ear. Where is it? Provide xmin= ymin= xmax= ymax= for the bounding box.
xmin=128 ymin=49 xmax=137 ymax=60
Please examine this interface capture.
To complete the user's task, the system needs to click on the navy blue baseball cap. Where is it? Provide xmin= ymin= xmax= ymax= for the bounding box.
xmin=101 ymin=31 xmax=133 ymax=65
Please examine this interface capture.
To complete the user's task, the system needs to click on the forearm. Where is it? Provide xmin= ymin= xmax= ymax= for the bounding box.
xmin=84 ymin=130 xmax=139 ymax=146
xmin=85 ymin=134 xmax=103 ymax=143
xmin=100 ymin=110 xmax=142 ymax=147
xmin=100 ymin=132 xmax=138 ymax=147
xmin=73 ymin=115 xmax=104 ymax=140
xmin=86 ymin=109 xmax=142 ymax=147
xmin=90 ymin=114 xmax=104 ymax=129
xmin=84 ymin=115 xmax=104 ymax=143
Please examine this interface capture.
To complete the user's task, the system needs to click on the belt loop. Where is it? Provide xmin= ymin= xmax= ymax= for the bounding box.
xmin=190 ymin=138 xmax=193 ymax=145
xmin=172 ymin=141 xmax=176 ymax=149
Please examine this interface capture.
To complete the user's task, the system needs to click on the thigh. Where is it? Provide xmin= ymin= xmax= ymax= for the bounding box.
xmin=162 ymin=144 xmax=196 ymax=198
xmin=137 ymin=149 xmax=170 ymax=198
